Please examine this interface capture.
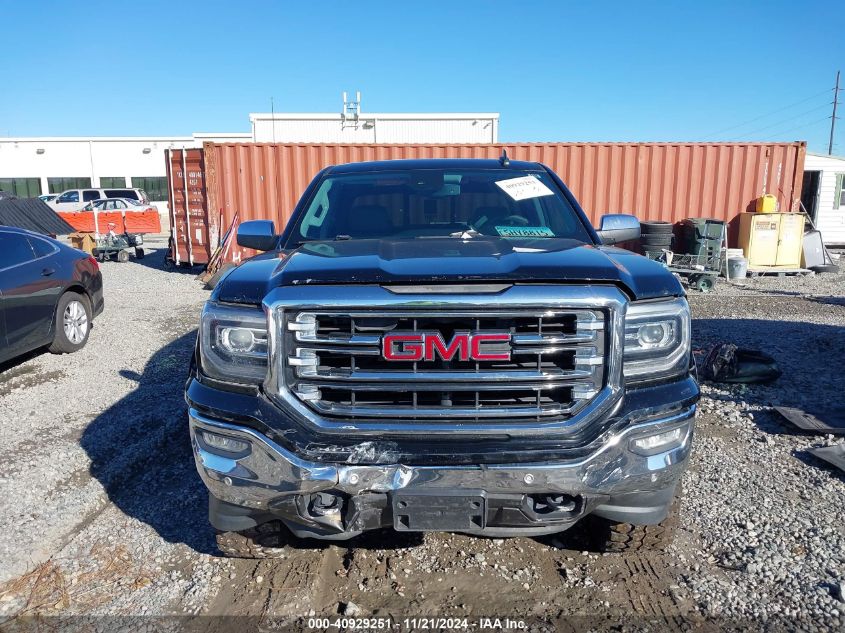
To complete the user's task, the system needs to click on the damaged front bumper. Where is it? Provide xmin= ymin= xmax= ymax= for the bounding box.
xmin=189 ymin=402 xmax=696 ymax=539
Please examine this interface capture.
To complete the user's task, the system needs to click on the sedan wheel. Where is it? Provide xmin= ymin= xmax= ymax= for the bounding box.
xmin=63 ymin=300 xmax=89 ymax=344
xmin=49 ymin=292 xmax=92 ymax=354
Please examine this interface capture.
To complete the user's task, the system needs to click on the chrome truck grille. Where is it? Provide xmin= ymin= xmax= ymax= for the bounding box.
xmin=281 ymin=307 xmax=607 ymax=423
xmin=266 ymin=285 xmax=625 ymax=434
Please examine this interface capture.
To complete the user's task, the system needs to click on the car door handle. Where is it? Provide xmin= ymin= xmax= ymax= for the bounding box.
xmin=41 ymin=268 xmax=55 ymax=276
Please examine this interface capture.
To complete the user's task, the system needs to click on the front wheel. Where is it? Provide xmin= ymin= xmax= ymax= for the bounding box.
xmin=49 ymin=292 xmax=92 ymax=354
xmin=590 ymin=495 xmax=680 ymax=553
xmin=215 ymin=521 xmax=290 ymax=558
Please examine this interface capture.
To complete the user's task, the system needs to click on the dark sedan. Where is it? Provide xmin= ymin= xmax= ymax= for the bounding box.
xmin=0 ymin=226 xmax=104 ymax=365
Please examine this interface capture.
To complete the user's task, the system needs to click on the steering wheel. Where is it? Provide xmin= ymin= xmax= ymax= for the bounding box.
xmin=502 ymin=215 xmax=530 ymax=226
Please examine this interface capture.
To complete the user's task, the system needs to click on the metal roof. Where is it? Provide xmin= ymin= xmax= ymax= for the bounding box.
xmin=249 ymin=112 xmax=499 ymax=122
xmin=0 ymin=198 xmax=74 ymax=235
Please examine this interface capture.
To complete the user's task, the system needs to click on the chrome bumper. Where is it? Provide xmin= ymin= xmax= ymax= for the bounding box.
xmin=188 ymin=405 xmax=695 ymax=516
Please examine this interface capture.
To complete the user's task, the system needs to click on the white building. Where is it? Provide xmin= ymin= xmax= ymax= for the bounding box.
xmin=0 ymin=99 xmax=500 ymax=230
xmin=802 ymin=152 xmax=845 ymax=245
xmin=0 ymin=132 xmax=250 ymax=203
xmin=251 ymin=92 xmax=498 ymax=143
xmin=250 ymin=112 xmax=499 ymax=143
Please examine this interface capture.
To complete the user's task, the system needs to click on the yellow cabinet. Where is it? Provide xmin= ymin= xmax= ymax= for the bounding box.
xmin=775 ymin=214 xmax=804 ymax=267
xmin=738 ymin=212 xmax=805 ymax=269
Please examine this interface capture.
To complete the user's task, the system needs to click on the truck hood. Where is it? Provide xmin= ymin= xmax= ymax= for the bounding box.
xmin=214 ymin=237 xmax=684 ymax=304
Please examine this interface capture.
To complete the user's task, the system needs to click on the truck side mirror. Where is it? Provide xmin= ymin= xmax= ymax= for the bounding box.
xmin=237 ymin=220 xmax=278 ymax=251
xmin=596 ymin=214 xmax=640 ymax=245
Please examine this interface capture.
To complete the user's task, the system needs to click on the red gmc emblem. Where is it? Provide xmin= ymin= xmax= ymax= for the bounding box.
xmin=382 ymin=331 xmax=511 ymax=362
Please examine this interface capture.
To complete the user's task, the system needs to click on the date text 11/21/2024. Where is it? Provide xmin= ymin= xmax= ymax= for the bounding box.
xmin=305 ymin=617 xmax=528 ymax=630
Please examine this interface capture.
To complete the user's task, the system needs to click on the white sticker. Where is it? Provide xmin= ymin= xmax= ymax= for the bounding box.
xmin=494 ymin=175 xmax=554 ymax=201
xmin=495 ymin=226 xmax=555 ymax=238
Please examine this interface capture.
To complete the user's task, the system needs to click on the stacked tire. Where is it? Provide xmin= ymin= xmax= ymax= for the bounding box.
xmin=639 ymin=221 xmax=674 ymax=255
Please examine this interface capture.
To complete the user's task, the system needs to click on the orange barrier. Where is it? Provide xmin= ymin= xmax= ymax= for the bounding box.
xmin=58 ymin=210 xmax=160 ymax=234
xmin=123 ymin=209 xmax=161 ymax=234
xmin=58 ymin=212 xmax=125 ymax=233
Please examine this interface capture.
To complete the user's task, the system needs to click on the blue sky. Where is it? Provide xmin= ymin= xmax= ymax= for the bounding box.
xmin=2 ymin=0 xmax=843 ymax=152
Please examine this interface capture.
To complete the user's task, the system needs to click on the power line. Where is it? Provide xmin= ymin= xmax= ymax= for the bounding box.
xmin=701 ymin=88 xmax=831 ymax=140
xmin=731 ymin=102 xmax=832 ymax=140
xmin=756 ymin=115 xmax=832 ymax=142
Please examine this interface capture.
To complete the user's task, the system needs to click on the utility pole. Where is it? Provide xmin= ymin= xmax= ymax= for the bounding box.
xmin=829 ymin=70 xmax=840 ymax=155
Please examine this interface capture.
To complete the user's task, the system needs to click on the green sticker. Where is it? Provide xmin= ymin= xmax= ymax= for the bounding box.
xmin=495 ymin=226 xmax=555 ymax=238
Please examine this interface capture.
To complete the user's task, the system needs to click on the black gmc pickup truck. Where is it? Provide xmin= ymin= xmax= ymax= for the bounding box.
xmin=186 ymin=157 xmax=699 ymax=557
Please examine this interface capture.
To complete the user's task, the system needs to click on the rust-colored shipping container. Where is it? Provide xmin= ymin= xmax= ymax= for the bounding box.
xmin=169 ymin=141 xmax=806 ymax=265
xmin=165 ymin=148 xmax=212 ymax=265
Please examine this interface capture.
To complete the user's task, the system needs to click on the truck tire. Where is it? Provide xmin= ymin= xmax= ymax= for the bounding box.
xmin=592 ymin=496 xmax=680 ymax=553
xmin=49 ymin=292 xmax=92 ymax=354
xmin=215 ymin=521 xmax=290 ymax=558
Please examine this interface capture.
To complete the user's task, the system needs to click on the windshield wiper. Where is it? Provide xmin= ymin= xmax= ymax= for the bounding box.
xmin=294 ymin=234 xmax=352 ymax=246
xmin=448 ymin=228 xmax=483 ymax=239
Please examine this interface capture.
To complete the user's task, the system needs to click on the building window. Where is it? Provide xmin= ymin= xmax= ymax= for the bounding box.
xmin=49 ymin=177 xmax=92 ymax=193
xmin=100 ymin=177 xmax=127 ymax=188
xmin=131 ymin=176 xmax=168 ymax=201
xmin=836 ymin=174 xmax=845 ymax=208
xmin=0 ymin=177 xmax=41 ymax=198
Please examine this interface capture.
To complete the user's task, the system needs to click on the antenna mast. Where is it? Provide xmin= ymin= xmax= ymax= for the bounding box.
xmin=341 ymin=91 xmax=361 ymax=126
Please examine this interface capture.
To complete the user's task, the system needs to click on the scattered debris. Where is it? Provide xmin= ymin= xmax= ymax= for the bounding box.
xmin=807 ymin=444 xmax=845 ymax=474
xmin=701 ymin=343 xmax=781 ymax=384
xmin=775 ymin=407 xmax=845 ymax=436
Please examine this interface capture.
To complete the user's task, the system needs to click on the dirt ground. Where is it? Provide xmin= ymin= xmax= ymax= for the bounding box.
xmin=0 ymin=243 xmax=843 ymax=632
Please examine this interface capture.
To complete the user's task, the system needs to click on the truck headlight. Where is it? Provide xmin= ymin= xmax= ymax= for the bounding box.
xmin=623 ymin=298 xmax=691 ymax=382
xmin=199 ymin=302 xmax=269 ymax=384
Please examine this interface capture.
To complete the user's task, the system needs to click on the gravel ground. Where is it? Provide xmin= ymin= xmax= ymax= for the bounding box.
xmin=0 ymin=244 xmax=843 ymax=631
xmin=0 ymin=242 xmax=230 ymax=618
xmin=677 ymin=267 xmax=845 ymax=628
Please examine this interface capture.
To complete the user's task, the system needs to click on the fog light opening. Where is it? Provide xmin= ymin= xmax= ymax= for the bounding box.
xmin=630 ymin=426 xmax=684 ymax=455
xmin=200 ymin=430 xmax=251 ymax=455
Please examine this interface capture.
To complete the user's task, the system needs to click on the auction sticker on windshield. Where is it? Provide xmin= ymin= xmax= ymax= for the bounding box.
xmin=494 ymin=175 xmax=554 ymax=201
xmin=495 ymin=226 xmax=555 ymax=237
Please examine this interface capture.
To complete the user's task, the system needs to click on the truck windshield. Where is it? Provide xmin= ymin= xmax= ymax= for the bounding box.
xmin=289 ymin=169 xmax=592 ymax=243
